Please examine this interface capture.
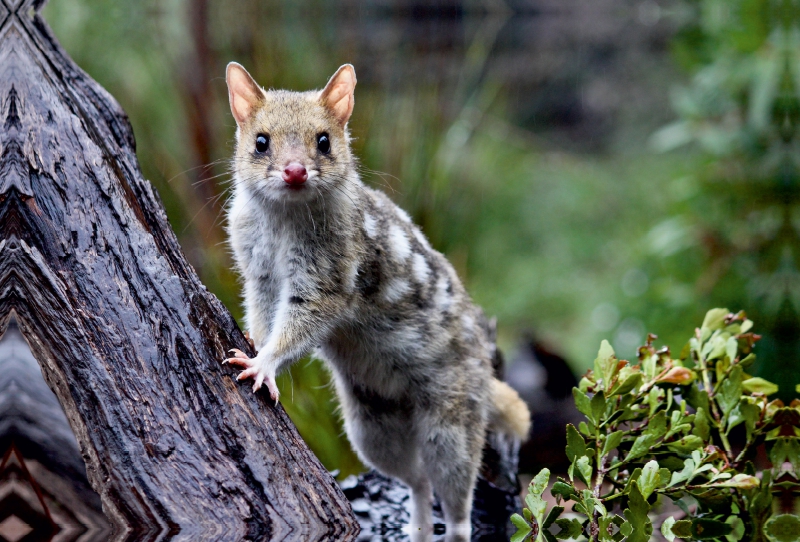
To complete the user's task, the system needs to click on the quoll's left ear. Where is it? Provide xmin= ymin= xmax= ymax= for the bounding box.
xmin=319 ymin=64 xmax=357 ymax=126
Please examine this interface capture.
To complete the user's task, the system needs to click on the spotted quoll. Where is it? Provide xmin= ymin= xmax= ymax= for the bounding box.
xmin=223 ymin=62 xmax=531 ymax=540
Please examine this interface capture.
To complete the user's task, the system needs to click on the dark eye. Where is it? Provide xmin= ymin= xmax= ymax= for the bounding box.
xmin=317 ymin=133 xmax=331 ymax=154
xmin=255 ymin=134 xmax=269 ymax=153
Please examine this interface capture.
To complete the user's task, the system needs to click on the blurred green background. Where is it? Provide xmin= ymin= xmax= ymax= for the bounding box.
xmin=41 ymin=0 xmax=800 ymax=477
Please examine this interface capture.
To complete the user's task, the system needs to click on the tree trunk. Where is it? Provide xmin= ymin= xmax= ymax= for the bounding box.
xmin=0 ymin=0 xmax=359 ymax=539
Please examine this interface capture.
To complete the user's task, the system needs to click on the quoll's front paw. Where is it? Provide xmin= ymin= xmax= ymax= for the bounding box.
xmin=223 ymin=349 xmax=280 ymax=401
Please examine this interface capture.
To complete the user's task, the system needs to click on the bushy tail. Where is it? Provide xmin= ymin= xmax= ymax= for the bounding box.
xmin=489 ymin=378 xmax=531 ymax=439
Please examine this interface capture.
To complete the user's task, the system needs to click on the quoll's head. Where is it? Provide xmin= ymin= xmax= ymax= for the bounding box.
xmin=226 ymin=62 xmax=357 ymax=202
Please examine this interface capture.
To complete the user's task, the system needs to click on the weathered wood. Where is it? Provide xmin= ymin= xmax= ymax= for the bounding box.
xmin=0 ymin=0 xmax=358 ymax=538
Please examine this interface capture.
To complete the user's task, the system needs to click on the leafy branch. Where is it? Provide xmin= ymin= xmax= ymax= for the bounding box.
xmin=512 ymin=309 xmax=799 ymax=542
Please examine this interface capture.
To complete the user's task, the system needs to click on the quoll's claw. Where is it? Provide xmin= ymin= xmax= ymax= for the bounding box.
xmin=266 ymin=376 xmax=280 ymax=402
xmin=223 ymin=348 xmax=252 ymax=368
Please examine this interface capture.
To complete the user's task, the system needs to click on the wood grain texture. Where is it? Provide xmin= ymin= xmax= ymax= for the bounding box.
xmin=0 ymin=0 xmax=359 ymax=539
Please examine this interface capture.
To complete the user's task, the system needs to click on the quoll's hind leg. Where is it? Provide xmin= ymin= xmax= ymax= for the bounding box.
xmin=338 ymin=397 xmax=435 ymax=536
xmin=422 ymin=421 xmax=484 ymax=542
xmin=406 ymin=467 xmax=434 ymax=542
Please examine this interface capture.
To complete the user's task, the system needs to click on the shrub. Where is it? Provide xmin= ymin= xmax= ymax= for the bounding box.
xmin=512 ymin=308 xmax=799 ymax=542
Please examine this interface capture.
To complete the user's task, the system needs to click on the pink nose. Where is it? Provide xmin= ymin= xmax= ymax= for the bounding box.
xmin=283 ymin=163 xmax=308 ymax=186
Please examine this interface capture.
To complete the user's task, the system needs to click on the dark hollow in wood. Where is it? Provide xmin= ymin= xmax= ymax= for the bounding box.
xmin=0 ymin=0 xmax=359 ymax=538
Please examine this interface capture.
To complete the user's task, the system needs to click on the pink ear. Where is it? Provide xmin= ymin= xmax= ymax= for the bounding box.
xmin=319 ymin=64 xmax=357 ymax=125
xmin=226 ymin=62 xmax=263 ymax=125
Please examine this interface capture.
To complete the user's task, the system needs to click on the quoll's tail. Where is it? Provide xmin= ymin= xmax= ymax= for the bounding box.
xmin=489 ymin=378 xmax=531 ymax=439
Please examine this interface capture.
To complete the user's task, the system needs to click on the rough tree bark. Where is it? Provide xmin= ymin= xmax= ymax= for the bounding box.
xmin=0 ymin=0 xmax=359 ymax=539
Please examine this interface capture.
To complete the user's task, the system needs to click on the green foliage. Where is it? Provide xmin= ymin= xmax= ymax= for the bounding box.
xmin=647 ymin=0 xmax=800 ymax=401
xmin=513 ymin=309 xmax=799 ymax=542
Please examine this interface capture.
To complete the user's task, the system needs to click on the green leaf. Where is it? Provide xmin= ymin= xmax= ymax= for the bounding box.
xmin=742 ymin=377 xmax=779 ymax=396
xmin=672 ymin=519 xmax=693 ymax=538
xmin=565 ymin=425 xmax=587 ymax=462
xmin=611 ymin=372 xmax=642 ymax=396
xmin=542 ymin=506 xmax=564 ymax=530
xmin=575 ymin=456 xmax=593 ymax=486
xmin=623 ymin=484 xmax=653 ymax=542
xmin=511 ymin=513 xmax=533 ymax=542
xmin=643 ymin=354 xmax=657 ymax=380
xmin=718 ymin=365 xmax=743 ymax=415
xmin=725 ymin=335 xmax=738 ymax=363
xmin=727 ymin=403 xmax=745 ymax=433
xmin=749 ymin=52 xmax=782 ymax=131
xmin=726 ymin=515 xmax=744 ymax=542
xmin=712 ymin=473 xmax=760 ymax=489
xmin=573 ymin=388 xmax=593 ymax=420
xmin=685 ymin=385 xmax=711 ymax=416
xmin=591 ymin=391 xmax=606 ymax=424
xmin=530 ymin=468 xmax=551 ymax=497
xmin=705 ymin=335 xmax=727 ymax=361
xmin=661 ymin=516 xmax=676 ymax=542
xmin=650 ymin=120 xmax=694 ymax=152
xmin=594 ymin=340 xmax=617 ymax=388
xmin=691 ymin=517 xmax=733 ymax=539
xmin=749 ymin=470 xmax=773 ymax=521
xmin=637 ymin=460 xmax=660 ymax=500
xmin=525 ymin=471 xmax=550 ymax=542
xmin=740 ymin=400 xmax=761 ymax=440
xmin=554 ymin=518 xmax=584 ymax=539
xmin=620 ymin=520 xmax=633 ymax=537
xmin=693 ymin=407 xmax=711 ymax=441
xmin=602 ymin=431 xmax=624 ymax=457
xmin=627 ymin=434 xmax=655 ymax=461
xmin=669 ymin=458 xmax=695 ymax=487
xmin=645 ymin=410 xmax=668 ymax=440
xmin=551 ymin=480 xmax=577 ymax=501
xmin=647 ymin=386 xmax=662 ymax=417
xmin=658 ymin=467 xmax=671 ymax=488
xmin=764 ymin=514 xmax=800 ymax=542
xmin=701 ymin=308 xmax=729 ymax=333
xmin=666 ymin=434 xmax=704 ymax=455
xmin=740 ymin=353 xmax=756 ymax=368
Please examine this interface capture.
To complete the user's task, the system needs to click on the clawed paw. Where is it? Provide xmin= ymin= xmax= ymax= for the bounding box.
xmin=223 ymin=349 xmax=280 ymax=401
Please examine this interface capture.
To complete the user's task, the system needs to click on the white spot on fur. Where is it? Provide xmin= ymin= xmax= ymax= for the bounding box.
xmin=383 ymin=277 xmax=411 ymax=303
xmin=412 ymin=228 xmax=431 ymax=249
xmin=435 ymin=276 xmax=452 ymax=311
xmin=389 ymin=325 xmax=423 ymax=352
xmin=396 ymin=207 xmax=412 ymax=223
xmin=461 ymin=312 xmax=475 ymax=331
xmin=364 ymin=213 xmax=378 ymax=238
xmin=412 ymin=253 xmax=430 ymax=283
xmin=345 ymin=260 xmax=358 ymax=293
xmin=389 ymin=224 xmax=412 ymax=261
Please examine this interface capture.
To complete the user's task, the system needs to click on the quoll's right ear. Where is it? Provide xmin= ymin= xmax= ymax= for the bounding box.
xmin=319 ymin=64 xmax=357 ymax=126
xmin=226 ymin=62 xmax=264 ymax=125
